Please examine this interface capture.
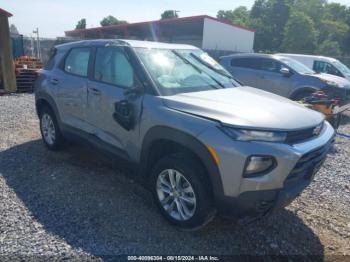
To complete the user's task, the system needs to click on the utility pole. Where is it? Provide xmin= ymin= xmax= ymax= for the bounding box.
xmin=32 ymin=28 xmax=41 ymax=61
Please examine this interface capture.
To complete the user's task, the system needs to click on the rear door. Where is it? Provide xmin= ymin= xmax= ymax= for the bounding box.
xmin=256 ymin=58 xmax=292 ymax=97
xmin=54 ymin=47 xmax=92 ymax=132
xmin=86 ymin=46 xmax=143 ymax=158
xmin=228 ymin=57 xmax=259 ymax=87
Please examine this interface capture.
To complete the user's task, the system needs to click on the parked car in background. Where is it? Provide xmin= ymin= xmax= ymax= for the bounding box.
xmin=276 ymin=54 xmax=350 ymax=82
xmin=35 ymin=40 xmax=335 ymax=229
xmin=220 ymin=53 xmax=350 ymax=103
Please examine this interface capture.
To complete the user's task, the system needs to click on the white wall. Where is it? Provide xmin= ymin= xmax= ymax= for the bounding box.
xmin=202 ymin=18 xmax=254 ymax=53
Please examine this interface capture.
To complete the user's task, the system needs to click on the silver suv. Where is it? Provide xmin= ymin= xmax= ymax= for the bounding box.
xmin=35 ymin=40 xmax=335 ymax=229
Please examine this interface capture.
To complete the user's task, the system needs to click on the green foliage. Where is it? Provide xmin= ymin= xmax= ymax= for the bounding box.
xmin=217 ymin=6 xmax=250 ymax=26
xmin=100 ymin=16 xmax=127 ymax=27
xmin=75 ymin=19 xmax=86 ymax=30
xmin=282 ymin=11 xmax=318 ymax=54
xmin=317 ymin=40 xmax=342 ymax=56
xmin=216 ymin=0 xmax=350 ymax=55
xmin=161 ymin=10 xmax=179 ymax=20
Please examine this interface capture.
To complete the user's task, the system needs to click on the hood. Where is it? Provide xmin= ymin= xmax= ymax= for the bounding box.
xmin=313 ymin=73 xmax=350 ymax=88
xmin=162 ymin=86 xmax=324 ymax=130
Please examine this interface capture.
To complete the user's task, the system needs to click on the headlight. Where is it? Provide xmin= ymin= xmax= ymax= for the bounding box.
xmin=219 ymin=126 xmax=287 ymax=142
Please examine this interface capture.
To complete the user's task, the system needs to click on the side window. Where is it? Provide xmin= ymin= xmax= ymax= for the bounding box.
xmin=94 ymin=47 xmax=135 ymax=88
xmin=64 ymin=47 xmax=91 ymax=77
xmin=260 ymin=59 xmax=282 ymax=73
xmin=313 ymin=61 xmax=327 ymax=73
xmin=231 ymin=58 xmax=260 ymax=70
xmin=314 ymin=61 xmax=342 ymax=76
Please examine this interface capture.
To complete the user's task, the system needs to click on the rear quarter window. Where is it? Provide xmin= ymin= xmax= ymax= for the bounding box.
xmin=44 ymin=48 xmax=57 ymax=70
xmin=64 ymin=47 xmax=91 ymax=77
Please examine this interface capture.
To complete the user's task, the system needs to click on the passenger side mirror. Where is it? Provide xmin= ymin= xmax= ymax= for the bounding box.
xmin=280 ymin=68 xmax=290 ymax=77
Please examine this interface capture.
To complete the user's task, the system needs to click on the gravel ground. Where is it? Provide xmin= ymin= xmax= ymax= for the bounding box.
xmin=0 ymin=93 xmax=349 ymax=260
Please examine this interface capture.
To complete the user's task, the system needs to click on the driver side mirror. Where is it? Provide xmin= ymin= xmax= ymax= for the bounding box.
xmin=280 ymin=67 xmax=291 ymax=77
xmin=123 ymin=83 xmax=144 ymax=96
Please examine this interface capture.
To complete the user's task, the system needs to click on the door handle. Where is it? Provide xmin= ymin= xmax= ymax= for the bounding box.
xmin=89 ymin=87 xmax=101 ymax=95
xmin=50 ymin=79 xmax=59 ymax=85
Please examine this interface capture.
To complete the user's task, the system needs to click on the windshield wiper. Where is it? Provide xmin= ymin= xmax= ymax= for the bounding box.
xmin=171 ymin=50 xmax=225 ymax=89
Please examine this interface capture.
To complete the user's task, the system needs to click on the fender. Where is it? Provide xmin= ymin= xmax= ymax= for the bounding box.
xmin=140 ymin=126 xmax=225 ymax=200
xmin=289 ymin=86 xmax=318 ymax=100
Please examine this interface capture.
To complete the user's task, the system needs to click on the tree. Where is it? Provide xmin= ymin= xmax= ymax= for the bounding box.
xmin=282 ymin=11 xmax=318 ymax=54
xmin=293 ymin=0 xmax=326 ymax=26
xmin=319 ymin=20 xmax=349 ymax=46
xmin=161 ymin=10 xmax=179 ymax=20
xmin=217 ymin=6 xmax=250 ymax=26
xmin=10 ymin=24 xmax=19 ymax=35
xmin=250 ymin=0 xmax=293 ymax=52
xmin=100 ymin=15 xmax=127 ymax=26
xmin=316 ymin=40 xmax=342 ymax=57
xmin=75 ymin=19 xmax=86 ymax=29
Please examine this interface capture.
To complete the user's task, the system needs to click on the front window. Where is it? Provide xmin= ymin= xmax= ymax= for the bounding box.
xmin=94 ymin=47 xmax=135 ymax=88
xmin=332 ymin=60 xmax=350 ymax=76
xmin=279 ymin=57 xmax=315 ymax=75
xmin=135 ymin=48 xmax=240 ymax=96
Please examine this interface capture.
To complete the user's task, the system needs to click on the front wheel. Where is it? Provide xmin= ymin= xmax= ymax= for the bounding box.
xmin=151 ymin=154 xmax=216 ymax=230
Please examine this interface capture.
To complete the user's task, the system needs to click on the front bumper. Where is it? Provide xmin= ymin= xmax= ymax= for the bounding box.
xmin=197 ymin=121 xmax=335 ymax=219
xmin=216 ymin=136 xmax=334 ymax=219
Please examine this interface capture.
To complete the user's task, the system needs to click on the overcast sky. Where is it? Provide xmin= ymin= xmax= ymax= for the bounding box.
xmin=2 ymin=0 xmax=349 ymax=38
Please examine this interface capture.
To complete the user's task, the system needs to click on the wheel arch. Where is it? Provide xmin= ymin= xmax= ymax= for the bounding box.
xmin=140 ymin=126 xmax=224 ymax=200
xmin=289 ymin=86 xmax=318 ymax=100
xmin=35 ymin=93 xmax=61 ymax=124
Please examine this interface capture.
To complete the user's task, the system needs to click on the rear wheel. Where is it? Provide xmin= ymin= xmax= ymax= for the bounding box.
xmin=39 ymin=106 xmax=64 ymax=150
xmin=151 ymin=154 xmax=216 ymax=230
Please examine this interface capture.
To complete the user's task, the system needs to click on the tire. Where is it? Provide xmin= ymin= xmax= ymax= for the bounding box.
xmin=151 ymin=153 xmax=216 ymax=230
xmin=39 ymin=106 xmax=64 ymax=150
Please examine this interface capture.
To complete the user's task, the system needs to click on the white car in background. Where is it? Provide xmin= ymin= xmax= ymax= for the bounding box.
xmin=276 ymin=54 xmax=350 ymax=82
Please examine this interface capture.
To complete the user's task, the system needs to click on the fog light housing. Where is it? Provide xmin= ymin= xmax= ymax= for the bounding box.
xmin=244 ymin=156 xmax=275 ymax=177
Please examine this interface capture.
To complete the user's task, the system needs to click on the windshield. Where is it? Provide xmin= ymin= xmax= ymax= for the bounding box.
xmin=135 ymin=48 xmax=240 ymax=96
xmin=279 ymin=57 xmax=315 ymax=75
xmin=332 ymin=60 xmax=350 ymax=76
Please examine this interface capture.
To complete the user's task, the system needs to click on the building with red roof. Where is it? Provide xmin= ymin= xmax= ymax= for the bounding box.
xmin=65 ymin=15 xmax=255 ymax=54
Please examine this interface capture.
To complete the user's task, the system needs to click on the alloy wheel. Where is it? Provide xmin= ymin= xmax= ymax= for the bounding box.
xmin=156 ymin=169 xmax=197 ymax=221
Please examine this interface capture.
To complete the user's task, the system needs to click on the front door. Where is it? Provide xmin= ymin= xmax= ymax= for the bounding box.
xmin=256 ymin=58 xmax=292 ymax=97
xmin=87 ymin=46 xmax=143 ymax=159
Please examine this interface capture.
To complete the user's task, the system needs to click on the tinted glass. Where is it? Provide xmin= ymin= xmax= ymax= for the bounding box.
xmin=314 ymin=61 xmax=342 ymax=76
xmin=260 ymin=58 xmax=282 ymax=73
xmin=94 ymin=47 xmax=134 ymax=88
xmin=64 ymin=48 xmax=90 ymax=77
xmin=44 ymin=48 xmax=57 ymax=70
xmin=231 ymin=58 xmax=260 ymax=69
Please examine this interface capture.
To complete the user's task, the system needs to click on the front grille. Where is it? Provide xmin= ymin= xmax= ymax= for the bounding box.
xmin=286 ymin=127 xmax=316 ymax=144
xmin=284 ymin=138 xmax=334 ymax=188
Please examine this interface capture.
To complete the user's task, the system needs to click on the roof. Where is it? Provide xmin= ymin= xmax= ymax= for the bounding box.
xmin=221 ymin=53 xmax=274 ymax=59
xmin=65 ymin=15 xmax=255 ymax=36
xmin=56 ymin=39 xmax=199 ymax=50
xmin=0 ymin=8 xmax=13 ymax=17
